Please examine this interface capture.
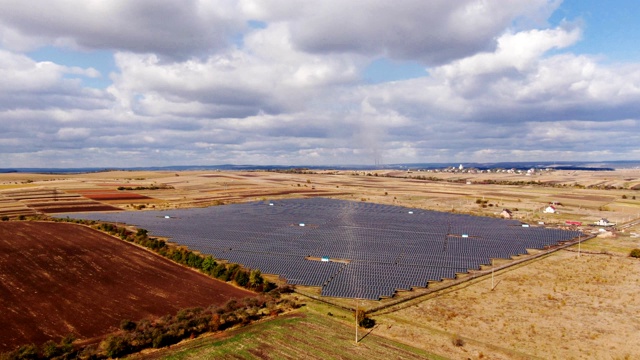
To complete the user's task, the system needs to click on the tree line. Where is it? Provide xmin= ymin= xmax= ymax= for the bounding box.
xmin=2 ymin=287 xmax=298 ymax=359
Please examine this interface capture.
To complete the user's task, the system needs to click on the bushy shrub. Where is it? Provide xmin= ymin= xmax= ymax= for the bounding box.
xmin=3 ymin=344 xmax=38 ymax=360
xmin=120 ymin=319 xmax=136 ymax=331
xmin=630 ymin=249 xmax=640 ymax=258
xmin=452 ymin=334 xmax=465 ymax=347
xmin=102 ymin=335 xmax=131 ymax=359
xmin=359 ymin=317 xmax=376 ymax=328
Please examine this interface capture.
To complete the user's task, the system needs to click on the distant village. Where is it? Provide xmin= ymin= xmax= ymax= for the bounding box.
xmin=411 ymin=164 xmax=550 ymax=175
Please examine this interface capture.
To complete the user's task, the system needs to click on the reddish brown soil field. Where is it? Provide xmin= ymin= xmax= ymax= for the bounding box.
xmin=38 ymin=205 xmax=123 ymax=213
xmin=0 ymin=222 xmax=254 ymax=352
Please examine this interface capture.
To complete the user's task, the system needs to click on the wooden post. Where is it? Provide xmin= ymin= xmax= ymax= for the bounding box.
xmin=491 ymin=258 xmax=494 ymax=289
xmin=355 ymin=301 xmax=358 ymax=344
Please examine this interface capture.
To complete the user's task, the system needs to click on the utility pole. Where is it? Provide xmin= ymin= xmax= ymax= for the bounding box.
xmin=355 ymin=301 xmax=358 ymax=345
xmin=491 ymin=258 xmax=494 ymax=289
xmin=578 ymin=233 xmax=581 ymax=257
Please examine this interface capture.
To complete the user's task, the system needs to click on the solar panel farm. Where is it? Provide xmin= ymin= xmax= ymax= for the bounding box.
xmin=61 ymin=198 xmax=583 ymax=301
xmin=1 ymin=169 xmax=640 ymax=359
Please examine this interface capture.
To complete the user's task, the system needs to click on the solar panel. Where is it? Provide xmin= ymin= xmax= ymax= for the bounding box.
xmin=59 ymin=198 xmax=583 ymax=300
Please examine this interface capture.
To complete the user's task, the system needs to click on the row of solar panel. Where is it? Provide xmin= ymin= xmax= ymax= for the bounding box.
xmin=59 ymin=198 xmax=582 ymax=300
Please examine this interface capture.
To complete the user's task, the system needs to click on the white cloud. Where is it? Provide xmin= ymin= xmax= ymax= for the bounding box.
xmin=1 ymin=1 xmax=640 ymax=167
xmin=242 ymin=0 xmax=561 ymax=65
xmin=108 ymin=23 xmax=363 ymax=120
xmin=0 ymin=0 xmax=245 ymax=58
xmin=434 ymin=26 xmax=582 ymax=78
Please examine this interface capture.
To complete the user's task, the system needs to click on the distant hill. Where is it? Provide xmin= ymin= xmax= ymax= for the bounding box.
xmin=1 ymin=160 xmax=639 ymax=174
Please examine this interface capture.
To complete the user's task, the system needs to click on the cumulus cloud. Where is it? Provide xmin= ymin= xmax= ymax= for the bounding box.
xmin=0 ymin=0 xmax=244 ymax=58
xmin=1 ymin=1 xmax=639 ymax=167
xmin=108 ymin=23 xmax=363 ymax=119
xmin=0 ymin=49 xmax=112 ymax=111
xmin=242 ymin=0 xmax=561 ymax=65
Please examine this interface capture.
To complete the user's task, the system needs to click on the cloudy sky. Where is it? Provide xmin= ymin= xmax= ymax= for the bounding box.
xmin=1 ymin=0 xmax=639 ymax=168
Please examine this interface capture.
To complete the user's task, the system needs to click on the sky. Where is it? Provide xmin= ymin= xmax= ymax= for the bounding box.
xmin=1 ymin=0 xmax=639 ymax=168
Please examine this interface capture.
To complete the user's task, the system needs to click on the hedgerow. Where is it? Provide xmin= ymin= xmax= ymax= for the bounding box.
xmin=1 ymin=292 xmax=298 ymax=359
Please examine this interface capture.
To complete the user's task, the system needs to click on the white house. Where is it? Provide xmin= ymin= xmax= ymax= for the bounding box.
xmin=595 ymin=218 xmax=615 ymax=227
xmin=544 ymin=205 xmax=557 ymax=214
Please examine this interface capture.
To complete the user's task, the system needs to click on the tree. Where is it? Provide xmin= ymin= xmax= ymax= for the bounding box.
xmin=186 ymin=252 xmax=203 ymax=268
xmin=102 ymin=335 xmax=132 ymax=358
xmin=212 ymin=263 xmax=227 ymax=279
xmin=201 ymin=256 xmax=216 ymax=274
xmin=235 ymin=270 xmax=249 ymax=287
xmin=227 ymin=264 xmax=241 ymax=279
xmin=120 ymin=319 xmax=136 ymax=331
xmin=136 ymin=228 xmax=148 ymax=238
xmin=249 ymin=269 xmax=264 ymax=289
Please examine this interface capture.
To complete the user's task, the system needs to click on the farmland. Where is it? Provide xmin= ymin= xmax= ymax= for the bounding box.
xmin=0 ymin=221 xmax=253 ymax=352
xmin=2 ymin=168 xmax=640 ymax=225
xmin=1 ymin=168 xmax=640 ymax=359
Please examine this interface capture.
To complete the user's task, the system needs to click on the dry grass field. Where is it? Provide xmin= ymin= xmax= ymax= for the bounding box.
xmin=1 ymin=168 xmax=639 ymax=359
xmin=370 ymin=233 xmax=640 ymax=359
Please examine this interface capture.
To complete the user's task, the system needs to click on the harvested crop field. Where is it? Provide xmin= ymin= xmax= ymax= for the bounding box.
xmin=0 ymin=188 xmax=125 ymax=217
xmin=73 ymin=190 xmax=152 ymax=201
xmin=0 ymin=222 xmax=254 ymax=352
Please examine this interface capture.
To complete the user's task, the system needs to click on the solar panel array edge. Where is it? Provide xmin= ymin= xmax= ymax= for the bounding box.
xmin=56 ymin=198 xmax=583 ymax=300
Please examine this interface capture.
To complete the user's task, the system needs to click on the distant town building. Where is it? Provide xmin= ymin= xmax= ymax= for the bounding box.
xmin=544 ymin=205 xmax=557 ymax=214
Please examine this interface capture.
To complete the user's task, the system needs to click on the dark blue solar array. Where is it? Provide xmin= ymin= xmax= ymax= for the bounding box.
xmin=59 ymin=198 xmax=582 ymax=300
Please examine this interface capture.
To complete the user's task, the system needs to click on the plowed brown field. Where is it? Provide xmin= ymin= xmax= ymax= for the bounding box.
xmin=0 ymin=222 xmax=253 ymax=352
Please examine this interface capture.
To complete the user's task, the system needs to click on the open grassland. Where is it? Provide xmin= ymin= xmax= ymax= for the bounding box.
xmin=369 ymin=233 xmax=640 ymax=360
xmin=0 ymin=222 xmax=253 ymax=352
xmin=134 ymin=299 xmax=444 ymax=360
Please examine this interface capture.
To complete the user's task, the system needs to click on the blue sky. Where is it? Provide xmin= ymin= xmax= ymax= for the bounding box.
xmin=1 ymin=0 xmax=639 ymax=167
xmin=549 ymin=0 xmax=640 ymax=61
